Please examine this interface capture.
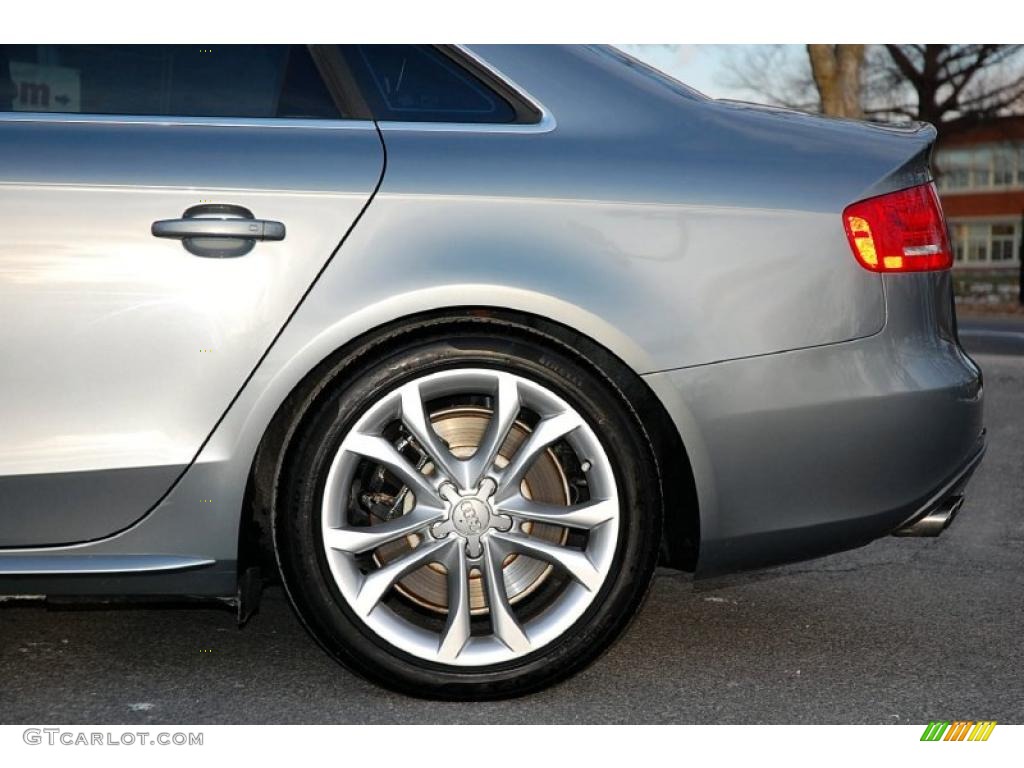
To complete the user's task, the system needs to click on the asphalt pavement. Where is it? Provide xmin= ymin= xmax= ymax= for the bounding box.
xmin=1 ymin=321 xmax=1022 ymax=724
xmin=958 ymin=314 xmax=1024 ymax=356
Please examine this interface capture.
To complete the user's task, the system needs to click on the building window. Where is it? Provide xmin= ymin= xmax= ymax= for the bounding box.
xmin=936 ymin=143 xmax=1023 ymax=191
xmin=993 ymin=146 xmax=1016 ymax=186
xmin=972 ymin=149 xmax=992 ymax=187
xmin=938 ymin=149 xmax=973 ymax=190
xmin=991 ymin=223 xmax=1016 ymax=261
xmin=965 ymin=224 xmax=987 ymax=262
xmin=950 ymin=220 xmax=1020 ymax=266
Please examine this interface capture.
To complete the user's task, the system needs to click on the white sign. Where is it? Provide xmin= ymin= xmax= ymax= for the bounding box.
xmin=9 ymin=61 xmax=81 ymax=112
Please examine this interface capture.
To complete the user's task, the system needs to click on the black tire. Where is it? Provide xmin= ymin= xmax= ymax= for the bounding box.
xmin=274 ymin=320 xmax=662 ymax=699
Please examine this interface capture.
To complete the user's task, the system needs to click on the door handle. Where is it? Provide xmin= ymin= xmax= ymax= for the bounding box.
xmin=152 ymin=204 xmax=285 ymax=258
xmin=153 ymin=218 xmax=286 ymax=240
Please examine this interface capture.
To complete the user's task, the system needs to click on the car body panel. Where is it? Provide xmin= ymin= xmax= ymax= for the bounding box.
xmin=646 ymin=271 xmax=984 ymax=575
xmin=0 ymin=118 xmax=384 ymax=546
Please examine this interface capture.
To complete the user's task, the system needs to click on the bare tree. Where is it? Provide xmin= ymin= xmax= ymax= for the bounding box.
xmin=718 ymin=45 xmax=817 ymax=110
xmin=867 ymin=45 xmax=1024 ymax=132
xmin=721 ymin=44 xmax=1024 ymax=134
xmin=806 ymin=45 xmax=866 ymax=118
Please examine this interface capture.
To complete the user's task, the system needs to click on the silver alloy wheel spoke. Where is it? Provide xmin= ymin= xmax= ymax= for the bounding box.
xmin=495 ymin=492 xmax=617 ymax=530
xmin=399 ymin=381 xmax=467 ymax=488
xmin=437 ymin=542 xmax=472 ymax=660
xmin=354 ymin=537 xmax=452 ymax=617
xmin=324 ymin=506 xmax=443 ymax=555
xmin=496 ymin=410 xmax=584 ymax=496
xmin=345 ymin=431 xmax=444 ymax=511
xmin=482 ymin=536 xmax=531 ymax=653
xmin=465 ymin=374 xmax=521 ymax=488
xmin=489 ymin=529 xmax=603 ymax=592
xmin=322 ymin=368 xmax=620 ymax=666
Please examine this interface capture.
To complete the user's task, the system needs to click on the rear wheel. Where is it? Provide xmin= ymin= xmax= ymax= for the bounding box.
xmin=275 ymin=326 xmax=661 ymax=699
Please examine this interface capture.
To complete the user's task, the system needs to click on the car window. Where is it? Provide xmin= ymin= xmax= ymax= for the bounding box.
xmin=0 ymin=45 xmax=342 ymax=119
xmin=343 ymin=45 xmax=517 ymax=123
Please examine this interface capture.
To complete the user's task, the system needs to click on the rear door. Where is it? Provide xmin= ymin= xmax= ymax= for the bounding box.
xmin=0 ymin=45 xmax=383 ymax=546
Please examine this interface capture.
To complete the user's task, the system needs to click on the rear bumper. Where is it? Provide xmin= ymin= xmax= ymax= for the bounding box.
xmin=643 ymin=273 xmax=984 ymax=576
xmin=891 ymin=437 xmax=984 ymax=536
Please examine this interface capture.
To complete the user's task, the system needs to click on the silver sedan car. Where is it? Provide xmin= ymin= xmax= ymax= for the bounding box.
xmin=0 ymin=44 xmax=984 ymax=699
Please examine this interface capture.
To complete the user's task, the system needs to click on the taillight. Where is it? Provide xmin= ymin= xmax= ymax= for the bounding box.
xmin=842 ymin=182 xmax=952 ymax=272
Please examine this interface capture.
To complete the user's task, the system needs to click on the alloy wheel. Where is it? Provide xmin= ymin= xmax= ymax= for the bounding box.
xmin=319 ymin=368 xmax=620 ymax=666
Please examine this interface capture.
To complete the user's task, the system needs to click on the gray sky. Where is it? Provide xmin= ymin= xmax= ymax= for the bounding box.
xmin=616 ymin=44 xmax=804 ymax=100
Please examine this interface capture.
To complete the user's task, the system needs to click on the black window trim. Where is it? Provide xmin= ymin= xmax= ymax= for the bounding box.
xmin=307 ymin=44 xmax=372 ymax=121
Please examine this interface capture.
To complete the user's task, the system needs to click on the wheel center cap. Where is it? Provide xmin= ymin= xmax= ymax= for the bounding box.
xmin=451 ymin=497 xmax=491 ymax=536
xmin=433 ymin=478 xmax=509 ymax=558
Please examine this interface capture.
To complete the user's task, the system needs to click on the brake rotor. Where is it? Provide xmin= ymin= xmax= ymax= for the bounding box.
xmin=375 ymin=406 xmax=569 ymax=615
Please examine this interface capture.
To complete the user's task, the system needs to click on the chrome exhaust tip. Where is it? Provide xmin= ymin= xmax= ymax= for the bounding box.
xmin=893 ymin=495 xmax=964 ymax=537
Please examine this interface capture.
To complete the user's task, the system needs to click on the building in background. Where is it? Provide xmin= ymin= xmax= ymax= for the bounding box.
xmin=934 ymin=116 xmax=1024 ymax=305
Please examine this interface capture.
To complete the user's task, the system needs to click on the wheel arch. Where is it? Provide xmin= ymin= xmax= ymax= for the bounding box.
xmin=238 ymin=306 xmax=699 ymax=595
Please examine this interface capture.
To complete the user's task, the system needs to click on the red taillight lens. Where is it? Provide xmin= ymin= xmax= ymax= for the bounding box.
xmin=842 ymin=182 xmax=952 ymax=272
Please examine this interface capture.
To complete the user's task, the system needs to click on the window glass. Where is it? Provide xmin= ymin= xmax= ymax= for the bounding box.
xmin=966 ymin=224 xmax=988 ymax=262
xmin=937 ymin=149 xmax=972 ymax=190
xmin=0 ymin=45 xmax=340 ymax=119
xmin=950 ymin=220 xmax=1020 ymax=265
xmin=970 ymin=149 xmax=992 ymax=188
xmin=344 ymin=45 xmax=516 ymax=123
xmin=991 ymin=223 xmax=1016 ymax=261
xmin=993 ymin=145 xmax=1016 ymax=186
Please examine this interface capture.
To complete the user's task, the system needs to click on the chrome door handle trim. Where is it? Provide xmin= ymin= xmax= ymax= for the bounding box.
xmin=151 ymin=203 xmax=285 ymax=258
xmin=151 ymin=218 xmax=286 ymax=241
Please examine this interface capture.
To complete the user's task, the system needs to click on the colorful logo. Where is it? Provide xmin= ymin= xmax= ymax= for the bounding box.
xmin=921 ymin=721 xmax=997 ymax=741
